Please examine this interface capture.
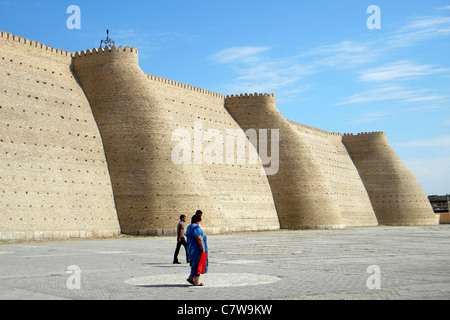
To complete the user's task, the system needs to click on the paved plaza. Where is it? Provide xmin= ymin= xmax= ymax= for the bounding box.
xmin=0 ymin=225 xmax=449 ymax=300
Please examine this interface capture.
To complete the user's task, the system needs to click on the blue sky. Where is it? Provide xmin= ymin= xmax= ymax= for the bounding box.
xmin=1 ymin=0 xmax=449 ymax=194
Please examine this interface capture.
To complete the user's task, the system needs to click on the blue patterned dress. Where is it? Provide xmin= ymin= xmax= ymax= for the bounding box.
xmin=186 ymin=224 xmax=208 ymax=277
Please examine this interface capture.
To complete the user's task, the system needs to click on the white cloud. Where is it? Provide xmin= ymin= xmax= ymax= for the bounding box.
xmin=305 ymin=41 xmax=377 ymax=69
xmin=396 ymin=135 xmax=450 ymax=147
xmin=210 ymin=12 xmax=450 ymax=104
xmin=210 ymin=46 xmax=270 ymax=64
xmin=359 ymin=61 xmax=449 ymax=82
xmin=210 ymin=46 xmax=315 ymax=96
xmin=402 ymin=104 xmax=450 ymax=113
xmin=348 ymin=111 xmax=394 ymax=124
xmin=210 ymin=40 xmax=380 ymax=96
xmin=334 ymin=85 xmax=418 ymax=105
xmin=387 ymin=16 xmax=450 ymax=47
xmin=403 ymin=16 xmax=450 ymax=30
xmin=404 ymin=96 xmax=445 ymax=102
xmin=306 ymin=14 xmax=450 ymax=69
xmin=311 ymin=41 xmax=369 ymax=54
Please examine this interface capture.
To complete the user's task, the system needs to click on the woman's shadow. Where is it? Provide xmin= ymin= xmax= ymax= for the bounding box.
xmin=135 ymin=262 xmax=194 ymax=287
xmin=136 ymin=284 xmax=192 ymax=288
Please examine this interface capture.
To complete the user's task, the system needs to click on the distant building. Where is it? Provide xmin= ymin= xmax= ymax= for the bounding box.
xmin=428 ymin=195 xmax=449 ymax=213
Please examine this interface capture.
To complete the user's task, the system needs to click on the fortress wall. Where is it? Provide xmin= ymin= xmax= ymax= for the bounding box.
xmin=144 ymin=75 xmax=279 ymax=233
xmin=72 ymin=48 xmax=279 ymax=235
xmin=225 ymin=94 xmax=346 ymax=229
xmin=2 ymin=29 xmax=438 ymax=239
xmin=288 ymin=121 xmax=378 ymax=227
xmin=0 ymin=31 xmax=120 ymax=240
xmin=342 ymin=132 xmax=438 ymax=226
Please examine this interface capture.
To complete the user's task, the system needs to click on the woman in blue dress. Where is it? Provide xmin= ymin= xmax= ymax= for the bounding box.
xmin=186 ymin=214 xmax=208 ymax=286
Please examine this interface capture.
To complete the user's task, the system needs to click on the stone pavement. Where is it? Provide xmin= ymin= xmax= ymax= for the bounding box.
xmin=0 ymin=225 xmax=449 ymax=300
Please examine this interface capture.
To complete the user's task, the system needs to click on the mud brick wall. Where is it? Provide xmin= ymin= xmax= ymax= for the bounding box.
xmin=0 ymin=31 xmax=120 ymax=240
xmin=72 ymin=47 xmax=279 ymax=235
xmin=343 ymin=132 xmax=437 ymax=225
xmin=0 ymin=29 xmax=438 ymax=240
xmin=288 ymin=121 xmax=378 ymax=227
xmin=225 ymin=93 xmax=346 ymax=229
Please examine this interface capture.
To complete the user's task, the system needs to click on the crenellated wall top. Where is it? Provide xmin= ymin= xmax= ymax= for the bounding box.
xmin=0 ymin=29 xmax=71 ymax=58
xmin=343 ymin=131 xmax=385 ymax=136
xmin=145 ymin=73 xmax=225 ymax=99
xmin=342 ymin=131 xmax=386 ymax=139
xmin=288 ymin=120 xmax=343 ymax=138
xmin=225 ymin=93 xmax=275 ymax=99
xmin=72 ymin=46 xmax=138 ymax=58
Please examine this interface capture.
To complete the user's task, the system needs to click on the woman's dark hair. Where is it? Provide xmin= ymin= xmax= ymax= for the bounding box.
xmin=195 ymin=210 xmax=203 ymax=216
xmin=191 ymin=214 xmax=201 ymax=224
